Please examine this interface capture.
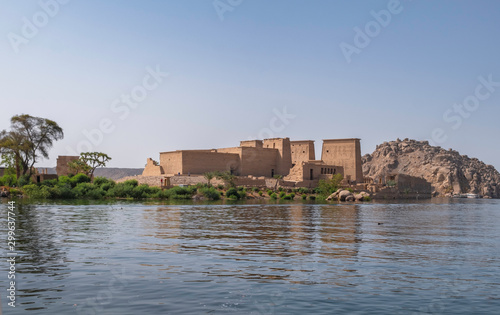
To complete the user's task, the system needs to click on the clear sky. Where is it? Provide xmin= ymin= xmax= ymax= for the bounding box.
xmin=1 ymin=0 xmax=500 ymax=169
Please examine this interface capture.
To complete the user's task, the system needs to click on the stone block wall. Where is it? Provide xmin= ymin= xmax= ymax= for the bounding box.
xmin=142 ymin=158 xmax=164 ymax=176
xmin=56 ymin=156 xmax=79 ymax=176
xmin=291 ymin=140 xmax=315 ymax=165
xmin=321 ymin=139 xmax=363 ymax=183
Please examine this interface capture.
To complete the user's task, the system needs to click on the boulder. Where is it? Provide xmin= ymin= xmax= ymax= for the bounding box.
xmin=326 ymin=191 xmax=339 ymax=201
xmin=354 ymin=193 xmax=364 ymax=201
xmin=345 ymin=195 xmax=355 ymax=202
xmin=338 ymin=190 xmax=352 ymax=201
xmin=0 ymin=187 xmax=9 ymax=198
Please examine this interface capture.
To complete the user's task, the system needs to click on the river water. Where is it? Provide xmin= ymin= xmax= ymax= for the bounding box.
xmin=0 ymin=199 xmax=499 ymax=314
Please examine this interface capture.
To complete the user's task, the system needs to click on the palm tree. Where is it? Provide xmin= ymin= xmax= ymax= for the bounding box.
xmin=203 ymin=171 xmax=215 ymax=187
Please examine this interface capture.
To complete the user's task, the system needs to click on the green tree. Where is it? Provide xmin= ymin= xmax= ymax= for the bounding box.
xmin=203 ymin=171 xmax=215 ymax=187
xmin=317 ymin=173 xmax=344 ymax=198
xmin=72 ymin=152 xmax=112 ymax=179
xmin=0 ymin=114 xmax=64 ymax=177
xmin=68 ymin=158 xmax=92 ymax=176
xmin=214 ymin=170 xmax=236 ymax=188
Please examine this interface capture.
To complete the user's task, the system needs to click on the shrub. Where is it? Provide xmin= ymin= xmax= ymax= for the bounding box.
xmin=9 ymin=188 xmax=22 ymax=197
xmin=309 ymin=195 xmax=316 ymax=200
xmin=279 ymin=191 xmax=286 ymax=198
xmin=58 ymin=175 xmax=71 ymax=186
xmin=106 ymin=182 xmax=135 ymax=198
xmin=317 ymin=174 xmax=343 ymax=197
xmin=93 ymin=176 xmax=113 ymax=187
xmin=163 ymin=186 xmax=196 ymax=199
xmin=217 ymin=184 xmax=224 ymax=190
xmin=23 ymin=184 xmax=51 ymax=199
xmin=267 ymin=190 xmax=273 ymax=196
xmin=278 ymin=187 xmax=284 ymax=192
xmin=298 ymin=187 xmax=309 ymax=194
xmin=56 ymin=185 xmax=76 ymax=199
xmin=131 ymin=184 xmax=150 ymax=199
xmin=386 ymin=180 xmax=396 ymax=187
xmin=147 ymin=186 xmax=161 ymax=197
xmin=252 ymin=187 xmax=259 ymax=192
xmin=151 ymin=189 xmax=170 ymax=199
xmin=199 ymin=187 xmax=221 ymax=200
xmin=17 ymin=175 xmax=32 ymax=187
xmin=86 ymin=187 xmax=105 ymax=199
xmin=123 ymin=179 xmax=139 ymax=187
xmin=258 ymin=191 xmax=263 ymax=196
xmin=270 ymin=193 xmax=277 ymax=200
xmin=0 ymin=174 xmax=17 ymax=187
xmin=363 ymin=196 xmax=372 ymax=201
xmin=73 ymin=183 xmax=96 ymax=198
xmin=40 ymin=178 xmax=58 ymax=187
xmin=290 ymin=193 xmax=295 ymax=199
xmin=301 ymin=194 xmax=307 ymax=200
xmin=225 ymin=187 xmax=240 ymax=200
xmin=100 ymin=182 xmax=115 ymax=191
xmin=237 ymin=186 xmax=245 ymax=191
xmin=282 ymin=194 xmax=292 ymax=200
xmin=70 ymin=174 xmax=91 ymax=187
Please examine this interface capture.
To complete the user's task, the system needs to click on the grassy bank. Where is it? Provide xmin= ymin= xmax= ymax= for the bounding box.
xmin=2 ymin=174 xmax=321 ymax=201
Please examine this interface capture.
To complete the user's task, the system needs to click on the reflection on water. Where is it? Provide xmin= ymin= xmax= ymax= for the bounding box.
xmin=1 ymin=199 xmax=499 ymax=314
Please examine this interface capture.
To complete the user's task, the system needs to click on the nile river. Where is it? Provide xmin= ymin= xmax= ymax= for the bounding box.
xmin=1 ymin=199 xmax=499 ymax=314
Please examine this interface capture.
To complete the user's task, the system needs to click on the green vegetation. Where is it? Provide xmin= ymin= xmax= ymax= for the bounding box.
xmin=298 ymin=187 xmax=309 ymax=194
xmin=19 ymin=174 xmax=201 ymax=200
xmin=0 ymin=174 xmax=18 ymax=187
xmin=0 ymin=114 xmax=63 ymax=177
xmin=203 ymin=172 xmax=215 ymax=187
xmin=301 ymin=194 xmax=307 ymax=200
xmin=316 ymin=174 xmax=343 ymax=198
xmin=386 ymin=180 xmax=397 ymax=187
xmin=270 ymin=192 xmax=277 ymax=200
xmin=198 ymin=186 xmax=221 ymax=200
xmin=214 ymin=171 xmax=236 ymax=188
xmin=225 ymin=187 xmax=241 ymax=200
xmin=68 ymin=152 xmax=112 ymax=179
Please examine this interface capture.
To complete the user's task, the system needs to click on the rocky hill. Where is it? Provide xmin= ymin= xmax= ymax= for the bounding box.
xmin=362 ymin=139 xmax=500 ymax=198
xmin=41 ymin=167 xmax=143 ymax=181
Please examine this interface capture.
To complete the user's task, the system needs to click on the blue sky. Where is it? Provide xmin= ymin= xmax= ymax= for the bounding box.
xmin=1 ymin=0 xmax=500 ymax=169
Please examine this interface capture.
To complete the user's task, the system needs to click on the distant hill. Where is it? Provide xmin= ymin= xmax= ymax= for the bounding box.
xmin=362 ymin=139 xmax=500 ymax=198
xmin=93 ymin=168 xmax=143 ymax=180
xmin=41 ymin=167 xmax=143 ymax=181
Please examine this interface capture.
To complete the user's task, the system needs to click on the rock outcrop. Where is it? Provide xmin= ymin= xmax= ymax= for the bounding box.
xmin=326 ymin=190 xmax=370 ymax=201
xmin=362 ymin=139 xmax=500 ymax=198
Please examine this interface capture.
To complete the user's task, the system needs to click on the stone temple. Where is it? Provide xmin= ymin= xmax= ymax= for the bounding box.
xmin=142 ymin=137 xmax=363 ymax=186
